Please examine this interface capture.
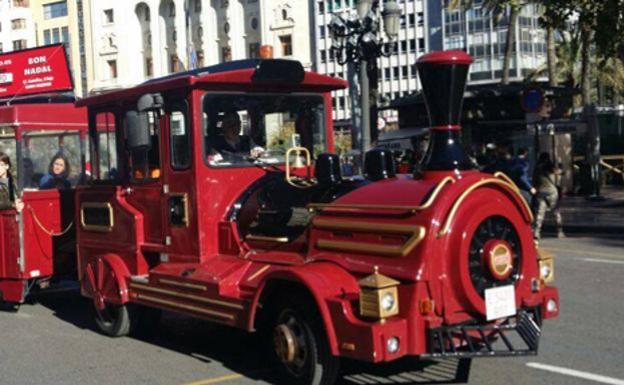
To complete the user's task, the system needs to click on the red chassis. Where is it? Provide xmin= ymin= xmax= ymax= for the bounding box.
xmin=0 ymin=99 xmax=89 ymax=306
xmin=75 ymin=56 xmax=558 ymax=385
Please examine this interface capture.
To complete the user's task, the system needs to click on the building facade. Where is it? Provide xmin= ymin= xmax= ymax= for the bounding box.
xmin=29 ymin=0 xmax=93 ymax=96
xmin=313 ymin=0 xmax=428 ymax=126
xmin=0 ymin=0 xmax=37 ymax=55
xmin=441 ymin=1 xmax=547 ymax=84
xmin=88 ymin=0 xmax=313 ymax=93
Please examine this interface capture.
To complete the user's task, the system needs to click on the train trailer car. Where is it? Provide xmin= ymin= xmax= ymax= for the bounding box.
xmin=0 ymin=96 xmax=89 ymax=308
xmin=75 ymin=53 xmax=558 ymax=385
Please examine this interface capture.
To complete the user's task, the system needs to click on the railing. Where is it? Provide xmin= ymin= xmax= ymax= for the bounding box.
xmin=573 ymin=154 xmax=624 ymax=181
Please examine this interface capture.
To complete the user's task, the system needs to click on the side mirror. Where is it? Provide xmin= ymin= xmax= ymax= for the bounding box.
xmin=137 ymin=93 xmax=163 ymax=112
xmin=124 ymin=110 xmax=151 ymax=150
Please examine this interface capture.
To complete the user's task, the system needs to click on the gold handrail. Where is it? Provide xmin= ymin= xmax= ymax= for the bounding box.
xmin=438 ymin=177 xmax=533 ymax=238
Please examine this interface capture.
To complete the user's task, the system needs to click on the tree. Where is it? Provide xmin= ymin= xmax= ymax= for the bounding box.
xmin=446 ymin=0 xmax=529 ymax=85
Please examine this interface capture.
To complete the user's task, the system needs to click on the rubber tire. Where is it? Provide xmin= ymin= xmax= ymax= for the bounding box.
xmin=94 ymin=303 xmax=133 ymax=337
xmin=268 ymin=294 xmax=340 ymax=385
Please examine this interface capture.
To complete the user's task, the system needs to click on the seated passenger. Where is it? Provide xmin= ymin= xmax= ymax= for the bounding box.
xmin=0 ymin=152 xmax=24 ymax=212
xmin=39 ymin=153 xmax=71 ymax=190
xmin=213 ymin=112 xmax=264 ymax=158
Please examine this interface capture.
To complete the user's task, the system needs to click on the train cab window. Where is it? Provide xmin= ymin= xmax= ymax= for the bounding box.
xmin=168 ymin=102 xmax=190 ymax=170
xmin=203 ymin=93 xmax=326 ymax=167
xmin=129 ymin=111 xmax=161 ymax=182
xmin=94 ymin=111 xmax=118 ymax=181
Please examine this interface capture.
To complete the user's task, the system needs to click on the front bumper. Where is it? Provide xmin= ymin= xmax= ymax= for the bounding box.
xmin=424 ymin=310 xmax=541 ymax=358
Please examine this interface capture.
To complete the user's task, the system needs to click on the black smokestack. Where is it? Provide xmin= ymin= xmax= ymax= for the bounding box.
xmin=417 ymin=50 xmax=473 ymax=172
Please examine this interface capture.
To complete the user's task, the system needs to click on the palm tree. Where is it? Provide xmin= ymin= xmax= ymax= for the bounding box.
xmin=446 ymin=0 xmax=529 ymax=85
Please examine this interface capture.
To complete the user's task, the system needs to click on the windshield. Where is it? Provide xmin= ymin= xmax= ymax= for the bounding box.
xmin=202 ymin=93 xmax=326 ymax=167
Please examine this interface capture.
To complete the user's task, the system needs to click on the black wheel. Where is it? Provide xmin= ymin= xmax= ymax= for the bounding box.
xmin=468 ymin=215 xmax=521 ymax=296
xmin=269 ymin=295 xmax=340 ymax=385
xmin=94 ymin=303 xmax=132 ymax=337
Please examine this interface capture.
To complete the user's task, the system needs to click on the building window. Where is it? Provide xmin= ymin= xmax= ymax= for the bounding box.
xmin=249 ymin=43 xmax=260 ymax=58
xmin=320 ymin=50 xmax=326 ymax=63
xmin=13 ymin=39 xmax=27 ymax=50
xmin=170 ymin=54 xmax=180 ymax=72
xmin=145 ymin=58 xmax=153 ymax=77
xmin=13 ymin=0 xmax=29 ymax=7
xmin=409 ymin=39 xmax=416 ymax=51
xmin=169 ymin=3 xmax=176 ymax=17
xmin=282 ymin=9 xmax=288 ymax=20
xmin=318 ymin=1 xmax=324 ymax=13
xmin=43 ymin=29 xmax=51 ymax=45
xmin=197 ymin=50 xmax=204 ymax=67
xmin=319 ymin=25 xmax=325 ymax=38
xmin=107 ymin=60 xmax=117 ymax=79
xmin=104 ymin=9 xmax=114 ymax=24
xmin=43 ymin=1 xmax=68 ymax=19
xmin=194 ymin=0 xmax=201 ymax=12
xmin=11 ymin=18 xmax=26 ymax=30
xmin=401 ymin=65 xmax=408 ymax=79
xmin=251 ymin=17 xmax=258 ymax=30
xmin=0 ymin=43 xmax=3 ymax=54
xmin=220 ymin=0 xmax=228 ymax=7
xmin=279 ymin=35 xmax=292 ymax=56
xmin=221 ymin=46 xmax=231 ymax=62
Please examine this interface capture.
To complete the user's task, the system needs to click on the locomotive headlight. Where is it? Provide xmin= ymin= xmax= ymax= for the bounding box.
xmin=358 ymin=267 xmax=400 ymax=320
xmin=538 ymin=258 xmax=555 ymax=283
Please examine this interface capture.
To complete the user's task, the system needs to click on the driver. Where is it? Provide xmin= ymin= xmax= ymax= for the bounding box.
xmin=213 ymin=112 xmax=264 ymax=158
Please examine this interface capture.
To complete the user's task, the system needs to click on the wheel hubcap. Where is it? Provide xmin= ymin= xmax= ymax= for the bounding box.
xmin=274 ymin=324 xmax=297 ymax=363
xmin=273 ymin=311 xmax=308 ymax=375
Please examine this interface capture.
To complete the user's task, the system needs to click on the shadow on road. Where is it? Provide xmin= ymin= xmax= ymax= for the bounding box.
xmin=33 ymin=289 xmax=472 ymax=385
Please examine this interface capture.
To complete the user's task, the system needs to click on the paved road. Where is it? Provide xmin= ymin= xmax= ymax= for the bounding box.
xmin=1 ymin=236 xmax=623 ymax=385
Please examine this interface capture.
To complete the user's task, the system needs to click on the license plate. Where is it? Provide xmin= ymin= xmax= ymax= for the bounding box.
xmin=485 ymin=285 xmax=516 ymax=321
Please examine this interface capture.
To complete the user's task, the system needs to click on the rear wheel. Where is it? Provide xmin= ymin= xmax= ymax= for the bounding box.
xmin=269 ymin=295 xmax=339 ymax=385
xmin=94 ymin=302 xmax=132 ymax=337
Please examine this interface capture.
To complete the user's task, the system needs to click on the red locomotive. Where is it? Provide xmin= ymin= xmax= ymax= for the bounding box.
xmin=1 ymin=49 xmax=558 ymax=385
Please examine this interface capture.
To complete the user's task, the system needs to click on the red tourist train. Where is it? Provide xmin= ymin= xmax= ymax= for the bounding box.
xmin=1 ymin=50 xmax=558 ymax=385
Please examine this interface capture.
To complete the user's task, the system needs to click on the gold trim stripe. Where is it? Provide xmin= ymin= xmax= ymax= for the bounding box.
xmin=245 ymin=235 xmax=289 ymax=243
xmin=130 ymin=282 xmax=244 ymax=310
xmin=494 ymin=171 xmax=534 ymax=221
xmin=134 ymin=293 xmax=235 ymax=320
xmin=307 ymin=176 xmax=455 ymax=214
xmin=312 ymin=218 xmax=427 ymax=257
xmin=438 ymin=178 xmax=533 ymax=238
xmin=247 ymin=265 xmax=271 ymax=282
xmin=159 ymin=278 xmax=207 ymax=291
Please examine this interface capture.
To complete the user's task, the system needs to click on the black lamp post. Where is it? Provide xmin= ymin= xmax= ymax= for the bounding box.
xmin=328 ymin=0 xmax=401 ymax=159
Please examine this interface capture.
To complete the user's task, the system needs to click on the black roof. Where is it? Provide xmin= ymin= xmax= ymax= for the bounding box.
xmin=0 ymin=92 xmax=76 ymax=106
xmin=142 ymin=59 xmax=277 ymax=84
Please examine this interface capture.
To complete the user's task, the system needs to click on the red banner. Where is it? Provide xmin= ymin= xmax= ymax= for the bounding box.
xmin=0 ymin=44 xmax=73 ymax=100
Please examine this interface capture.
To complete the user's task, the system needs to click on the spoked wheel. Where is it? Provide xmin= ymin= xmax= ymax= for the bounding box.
xmin=468 ymin=215 xmax=521 ymax=296
xmin=270 ymin=295 xmax=339 ymax=385
xmin=84 ymin=258 xmax=132 ymax=337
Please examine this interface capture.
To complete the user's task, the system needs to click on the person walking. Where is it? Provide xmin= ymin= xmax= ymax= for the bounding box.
xmin=510 ymin=147 xmax=536 ymax=205
xmin=532 ymin=152 xmax=564 ymax=240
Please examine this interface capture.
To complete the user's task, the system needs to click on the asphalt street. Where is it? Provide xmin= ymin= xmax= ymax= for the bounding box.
xmin=1 ymin=235 xmax=623 ymax=385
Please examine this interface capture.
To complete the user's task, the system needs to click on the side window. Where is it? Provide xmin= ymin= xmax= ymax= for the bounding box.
xmin=94 ymin=111 xmax=118 ymax=181
xmin=169 ymin=102 xmax=190 ymax=169
xmin=129 ymin=110 xmax=161 ymax=182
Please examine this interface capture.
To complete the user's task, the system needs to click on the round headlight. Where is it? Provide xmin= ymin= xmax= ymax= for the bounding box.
xmin=546 ymin=299 xmax=558 ymax=313
xmin=540 ymin=264 xmax=552 ymax=279
xmin=381 ymin=292 xmax=396 ymax=311
xmin=387 ymin=337 xmax=400 ymax=353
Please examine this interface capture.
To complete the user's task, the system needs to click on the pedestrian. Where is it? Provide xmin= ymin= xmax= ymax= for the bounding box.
xmin=510 ymin=147 xmax=536 ymax=205
xmin=39 ymin=153 xmax=71 ymax=190
xmin=0 ymin=152 xmax=24 ymax=212
xmin=532 ymin=152 xmax=564 ymax=240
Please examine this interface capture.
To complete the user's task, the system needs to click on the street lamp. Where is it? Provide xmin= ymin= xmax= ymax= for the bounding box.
xmin=328 ymin=0 xmax=401 ymax=162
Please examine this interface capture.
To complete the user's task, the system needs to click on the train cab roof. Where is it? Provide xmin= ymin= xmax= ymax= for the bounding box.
xmin=76 ymin=59 xmax=347 ymax=108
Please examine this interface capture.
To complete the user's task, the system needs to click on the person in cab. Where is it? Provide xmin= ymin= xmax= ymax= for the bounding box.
xmin=39 ymin=153 xmax=71 ymax=190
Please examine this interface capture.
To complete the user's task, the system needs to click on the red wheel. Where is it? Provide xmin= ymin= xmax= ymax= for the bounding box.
xmin=84 ymin=256 xmax=132 ymax=337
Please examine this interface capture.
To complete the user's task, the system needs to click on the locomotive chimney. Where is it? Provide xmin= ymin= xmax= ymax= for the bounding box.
xmin=416 ymin=50 xmax=473 ymax=172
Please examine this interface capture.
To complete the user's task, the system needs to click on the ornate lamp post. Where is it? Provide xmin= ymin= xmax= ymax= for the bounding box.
xmin=328 ymin=0 xmax=401 ymax=159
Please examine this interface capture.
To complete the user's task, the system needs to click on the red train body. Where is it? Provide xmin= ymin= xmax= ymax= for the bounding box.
xmin=1 ymin=52 xmax=558 ymax=385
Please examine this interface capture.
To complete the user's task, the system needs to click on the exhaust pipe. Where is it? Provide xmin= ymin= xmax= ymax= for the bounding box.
xmin=416 ymin=50 xmax=473 ymax=172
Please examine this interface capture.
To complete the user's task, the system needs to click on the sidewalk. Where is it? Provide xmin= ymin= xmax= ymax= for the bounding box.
xmin=543 ymin=186 xmax=624 ymax=235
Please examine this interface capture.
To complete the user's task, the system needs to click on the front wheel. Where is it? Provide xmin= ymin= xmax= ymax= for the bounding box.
xmin=94 ymin=303 xmax=132 ymax=337
xmin=269 ymin=295 xmax=339 ymax=385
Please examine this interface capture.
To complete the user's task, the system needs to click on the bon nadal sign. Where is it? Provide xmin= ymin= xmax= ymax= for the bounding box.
xmin=0 ymin=44 xmax=73 ymax=99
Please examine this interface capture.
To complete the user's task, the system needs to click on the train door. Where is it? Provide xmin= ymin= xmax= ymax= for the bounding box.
xmin=123 ymin=109 xmax=166 ymax=246
xmin=160 ymin=96 xmax=196 ymax=259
